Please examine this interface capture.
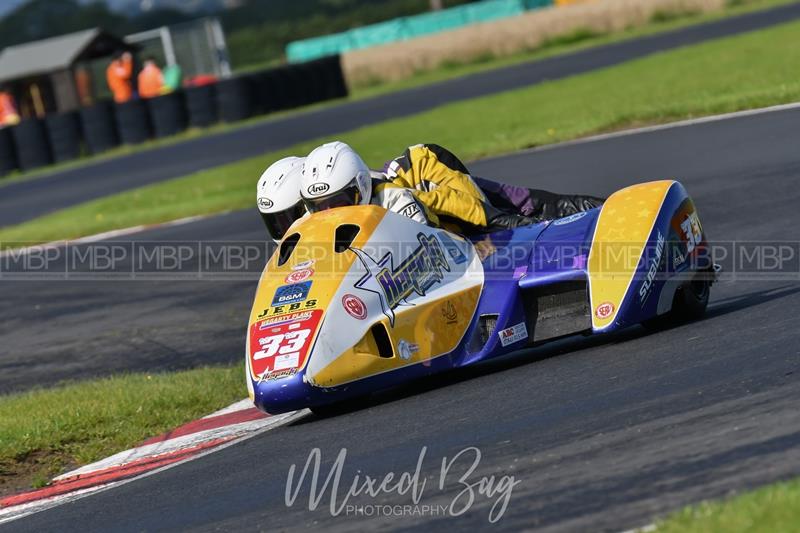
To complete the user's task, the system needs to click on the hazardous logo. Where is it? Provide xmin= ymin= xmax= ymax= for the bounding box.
xmin=350 ymin=233 xmax=451 ymax=326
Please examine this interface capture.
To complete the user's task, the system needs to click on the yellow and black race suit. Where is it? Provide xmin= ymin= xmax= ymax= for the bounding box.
xmin=384 ymin=144 xmax=604 ymax=231
xmin=385 ymin=144 xmax=494 ymax=229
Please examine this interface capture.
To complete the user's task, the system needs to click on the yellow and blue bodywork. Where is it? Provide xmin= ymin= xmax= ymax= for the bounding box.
xmin=246 ymin=180 xmax=713 ymax=414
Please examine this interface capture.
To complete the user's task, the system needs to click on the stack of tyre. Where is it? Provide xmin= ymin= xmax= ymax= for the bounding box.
xmin=0 ymin=55 xmax=349 ymax=178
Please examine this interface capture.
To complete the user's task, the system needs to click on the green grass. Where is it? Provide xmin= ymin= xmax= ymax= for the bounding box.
xmin=656 ymin=477 xmax=800 ymax=532
xmin=0 ymin=365 xmax=242 ymax=492
xmin=2 ymin=16 xmax=799 ymax=247
xmin=0 ymin=0 xmax=793 ymax=189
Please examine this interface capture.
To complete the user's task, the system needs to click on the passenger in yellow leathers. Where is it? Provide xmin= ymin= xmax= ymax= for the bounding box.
xmin=383 ymin=143 xmax=603 ymax=232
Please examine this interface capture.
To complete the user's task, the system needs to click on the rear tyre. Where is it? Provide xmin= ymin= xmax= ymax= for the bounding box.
xmin=642 ymin=277 xmax=710 ymax=331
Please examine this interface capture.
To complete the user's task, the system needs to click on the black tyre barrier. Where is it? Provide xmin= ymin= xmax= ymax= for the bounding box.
xmin=301 ymin=60 xmax=328 ymax=105
xmin=146 ymin=91 xmax=188 ymax=139
xmin=79 ymin=101 xmax=119 ymax=155
xmin=264 ymin=66 xmax=292 ymax=112
xmin=242 ymin=73 xmax=266 ymax=116
xmin=0 ymin=126 xmax=18 ymax=176
xmin=215 ymin=77 xmax=254 ymax=122
xmin=325 ymin=55 xmax=349 ymax=100
xmin=245 ymin=70 xmax=269 ymax=114
xmin=11 ymin=118 xmax=52 ymax=171
xmin=115 ymin=99 xmax=151 ymax=145
xmin=283 ymin=65 xmax=309 ymax=109
xmin=45 ymin=111 xmax=82 ymax=163
xmin=184 ymin=84 xmax=217 ymax=128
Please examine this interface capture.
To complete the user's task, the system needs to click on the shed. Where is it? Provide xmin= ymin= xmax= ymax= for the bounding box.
xmin=0 ymin=28 xmax=136 ymax=116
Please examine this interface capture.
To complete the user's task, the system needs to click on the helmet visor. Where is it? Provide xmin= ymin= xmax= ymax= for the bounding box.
xmin=303 ymin=182 xmax=361 ymax=213
xmin=261 ymin=201 xmax=305 ymax=241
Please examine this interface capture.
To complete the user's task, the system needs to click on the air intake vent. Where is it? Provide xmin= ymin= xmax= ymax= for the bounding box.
xmin=523 ymin=281 xmax=590 ymax=343
xmin=277 ymin=233 xmax=300 ymax=266
xmin=479 ymin=314 xmax=499 ymax=345
xmin=371 ymin=323 xmax=394 ymax=358
xmin=335 ymin=224 xmax=360 ymax=253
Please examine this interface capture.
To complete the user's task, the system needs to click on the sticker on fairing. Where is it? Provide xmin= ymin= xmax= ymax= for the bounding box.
xmin=553 ymin=211 xmax=588 ymax=226
xmin=285 ymin=268 xmax=313 ymax=284
xmin=271 ymin=281 xmax=312 ymax=307
xmin=249 ymin=309 xmax=322 ymax=381
xmin=498 ymin=322 xmax=528 ymax=347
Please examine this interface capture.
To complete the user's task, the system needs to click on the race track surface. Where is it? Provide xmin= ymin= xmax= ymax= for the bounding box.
xmin=4 ymin=105 xmax=800 ymax=531
xmin=1 ymin=2 xmax=800 ymax=227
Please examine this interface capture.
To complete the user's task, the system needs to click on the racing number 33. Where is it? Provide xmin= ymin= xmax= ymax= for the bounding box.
xmin=253 ymin=328 xmax=310 ymax=362
xmin=250 ymin=309 xmax=323 ymax=379
xmin=681 ymin=212 xmax=702 ymax=253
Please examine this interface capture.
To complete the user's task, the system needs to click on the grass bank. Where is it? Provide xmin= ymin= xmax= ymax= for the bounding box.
xmin=0 ymin=365 xmax=242 ymax=496
xmin=656 ymin=477 xmax=800 ymax=532
xmin=1 ymin=16 xmax=799 ymax=247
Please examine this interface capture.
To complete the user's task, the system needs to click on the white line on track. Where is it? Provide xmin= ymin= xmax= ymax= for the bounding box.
xmin=0 ymin=213 xmax=217 ymax=258
xmin=0 ymin=409 xmax=309 ymax=525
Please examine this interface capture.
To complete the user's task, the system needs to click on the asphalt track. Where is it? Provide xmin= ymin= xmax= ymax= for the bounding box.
xmin=2 ymin=1 xmax=800 ymax=227
xmin=4 ymin=104 xmax=800 ymax=531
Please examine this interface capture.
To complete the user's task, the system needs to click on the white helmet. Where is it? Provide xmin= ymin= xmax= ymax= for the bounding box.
xmin=300 ymin=141 xmax=372 ymax=213
xmin=257 ymin=156 xmax=306 ymax=241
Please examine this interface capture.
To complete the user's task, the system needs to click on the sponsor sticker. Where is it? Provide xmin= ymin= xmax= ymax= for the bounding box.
xmin=553 ymin=211 xmax=588 ymax=226
xmin=639 ymin=231 xmax=665 ymax=306
xmin=271 ymin=281 xmax=312 ymax=307
xmin=595 ymin=301 xmax=615 ymax=319
xmin=498 ymin=322 xmax=528 ymax=347
xmin=292 ymin=259 xmax=315 ymax=271
xmin=258 ymin=310 xmax=314 ymax=329
xmin=672 ymin=247 xmax=686 ymax=269
xmin=257 ymin=299 xmax=318 ymax=319
xmin=250 ymin=309 xmax=323 ymax=381
xmin=285 ymin=268 xmax=313 ymax=284
xmin=273 ymin=352 xmax=300 ymax=371
xmin=342 ymin=293 xmax=367 ymax=320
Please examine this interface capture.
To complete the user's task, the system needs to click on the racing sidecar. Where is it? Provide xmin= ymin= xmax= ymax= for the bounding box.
xmin=246 ymin=180 xmax=717 ymax=414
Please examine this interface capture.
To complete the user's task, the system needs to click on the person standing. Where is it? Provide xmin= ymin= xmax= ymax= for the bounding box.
xmin=0 ymin=87 xmax=20 ymax=126
xmin=106 ymin=51 xmax=134 ymax=103
xmin=138 ymin=57 xmax=164 ymax=99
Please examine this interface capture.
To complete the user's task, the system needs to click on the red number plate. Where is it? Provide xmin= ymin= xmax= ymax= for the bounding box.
xmin=249 ymin=309 xmax=322 ymax=381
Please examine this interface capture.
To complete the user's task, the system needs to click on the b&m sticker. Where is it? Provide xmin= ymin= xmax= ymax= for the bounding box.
xmin=271 ymin=281 xmax=312 ymax=307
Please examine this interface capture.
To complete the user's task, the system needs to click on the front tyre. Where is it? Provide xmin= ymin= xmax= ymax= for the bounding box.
xmin=642 ymin=276 xmax=710 ymax=331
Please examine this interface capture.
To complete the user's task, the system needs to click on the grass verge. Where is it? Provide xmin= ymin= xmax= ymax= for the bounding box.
xmin=0 ymin=364 xmax=242 ymax=497
xmin=656 ymin=477 xmax=800 ymax=532
xmin=0 ymin=0 xmax=793 ymax=188
xmin=1 ymin=16 xmax=799 ymax=247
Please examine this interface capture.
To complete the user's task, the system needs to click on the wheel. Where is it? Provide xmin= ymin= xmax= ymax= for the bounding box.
xmin=674 ymin=277 xmax=710 ymax=320
xmin=642 ymin=276 xmax=710 ymax=331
